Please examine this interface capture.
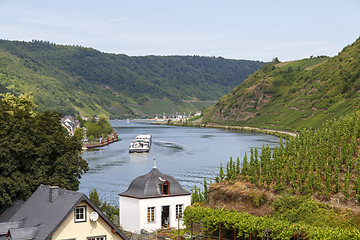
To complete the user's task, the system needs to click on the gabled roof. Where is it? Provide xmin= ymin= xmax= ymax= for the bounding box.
xmin=0 ymin=220 xmax=23 ymax=236
xmin=0 ymin=185 xmax=128 ymax=240
xmin=0 ymin=201 xmax=24 ymax=222
xmin=8 ymin=226 xmax=39 ymax=240
xmin=119 ymin=167 xmax=190 ymax=199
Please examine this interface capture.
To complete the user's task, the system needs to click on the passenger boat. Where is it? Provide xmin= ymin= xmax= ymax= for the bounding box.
xmin=129 ymin=134 xmax=152 ymax=153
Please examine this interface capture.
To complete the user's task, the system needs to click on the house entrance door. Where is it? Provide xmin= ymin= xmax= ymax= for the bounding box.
xmin=161 ymin=205 xmax=170 ymax=228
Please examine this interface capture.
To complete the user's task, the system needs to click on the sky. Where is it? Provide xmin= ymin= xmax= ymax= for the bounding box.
xmin=0 ymin=0 xmax=359 ymax=62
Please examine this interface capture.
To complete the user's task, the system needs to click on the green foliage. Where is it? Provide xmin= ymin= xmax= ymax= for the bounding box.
xmin=249 ymin=192 xmax=267 ymax=207
xmin=203 ymin=178 xmax=208 ymax=203
xmin=241 ymin=152 xmax=248 ymax=175
xmin=81 ymin=114 xmax=113 ymax=141
xmin=187 ymin=114 xmax=202 ymax=122
xmin=218 ymin=163 xmax=225 ymax=182
xmin=89 ymin=189 xmax=119 ymax=224
xmin=191 ymin=185 xmax=204 ymax=204
xmin=272 ymin=57 xmax=280 ymax=63
xmin=235 ymin=157 xmax=240 ymax=175
xmin=0 ymin=40 xmax=264 ymax=118
xmin=271 ymin=195 xmax=350 ymax=229
xmin=73 ymin=127 xmax=85 ymax=142
xmin=191 ymin=178 xmax=210 ymax=204
xmin=215 ymin=111 xmax=360 ymax=203
xmin=184 ymin=199 xmax=360 ymax=239
xmin=202 ymin=37 xmax=360 ymax=131
xmin=0 ymin=93 xmax=88 ymax=213
xmin=89 ymin=188 xmax=102 ymax=207
xmin=225 ymin=157 xmax=237 ymax=181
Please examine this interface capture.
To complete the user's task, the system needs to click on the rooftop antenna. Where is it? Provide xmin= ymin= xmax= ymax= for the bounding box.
xmin=153 ymin=157 xmax=157 ymax=169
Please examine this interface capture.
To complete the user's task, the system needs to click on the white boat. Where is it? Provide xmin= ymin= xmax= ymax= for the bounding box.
xmin=129 ymin=134 xmax=152 ymax=153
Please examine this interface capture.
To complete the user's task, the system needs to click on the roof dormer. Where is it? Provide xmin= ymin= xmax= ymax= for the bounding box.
xmin=162 ymin=181 xmax=170 ymax=195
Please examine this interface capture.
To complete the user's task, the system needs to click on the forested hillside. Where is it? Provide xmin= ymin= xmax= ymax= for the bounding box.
xmin=202 ymin=37 xmax=360 ymax=131
xmin=0 ymin=40 xmax=263 ymax=118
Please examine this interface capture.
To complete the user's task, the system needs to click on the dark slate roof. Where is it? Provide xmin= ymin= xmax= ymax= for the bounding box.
xmin=8 ymin=226 xmax=39 ymax=240
xmin=0 ymin=220 xmax=23 ymax=235
xmin=119 ymin=167 xmax=190 ymax=199
xmin=0 ymin=185 xmax=128 ymax=240
xmin=0 ymin=201 xmax=24 ymax=222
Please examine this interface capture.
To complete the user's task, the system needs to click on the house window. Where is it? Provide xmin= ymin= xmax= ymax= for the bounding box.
xmin=74 ymin=206 xmax=86 ymax=222
xmin=87 ymin=236 xmax=106 ymax=240
xmin=147 ymin=207 xmax=155 ymax=222
xmin=176 ymin=204 xmax=183 ymax=219
xmin=163 ymin=181 xmax=170 ymax=195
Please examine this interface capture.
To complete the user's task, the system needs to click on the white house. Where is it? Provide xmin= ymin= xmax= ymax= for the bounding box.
xmin=119 ymin=159 xmax=191 ymax=233
xmin=60 ymin=116 xmax=81 ymax=136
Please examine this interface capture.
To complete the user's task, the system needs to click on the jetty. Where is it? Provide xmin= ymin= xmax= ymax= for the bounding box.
xmin=83 ymin=130 xmax=119 ymax=150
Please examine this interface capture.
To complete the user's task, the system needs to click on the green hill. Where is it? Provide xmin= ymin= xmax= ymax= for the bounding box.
xmin=0 ymin=40 xmax=263 ymax=118
xmin=186 ymin=100 xmax=360 ymax=239
xmin=202 ymin=37 xmax=360 ymax=131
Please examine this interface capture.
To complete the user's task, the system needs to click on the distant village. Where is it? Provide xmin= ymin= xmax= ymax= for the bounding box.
xmin=60 ymin=112 xmax=202 ymax=136
xmin=60 ymin=116 xmax=81 ymax=137
xmin=153 ymin=112 xmax=201 ymax=123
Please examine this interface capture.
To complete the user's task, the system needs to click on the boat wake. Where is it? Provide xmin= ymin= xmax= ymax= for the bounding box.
xmin=153 ymin=140 xmax=189 ymax=152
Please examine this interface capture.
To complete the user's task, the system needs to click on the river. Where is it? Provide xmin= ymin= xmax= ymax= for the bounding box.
xmin=78 ymin=120 xmax=279 ymax=205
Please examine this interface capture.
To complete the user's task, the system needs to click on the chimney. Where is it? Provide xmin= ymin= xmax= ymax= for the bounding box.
xmin=49 ymin=186 xmax=59 ymax=203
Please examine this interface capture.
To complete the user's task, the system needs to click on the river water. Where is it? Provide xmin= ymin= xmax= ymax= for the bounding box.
xmin=78 ymin=120 xmax=279 ymax=205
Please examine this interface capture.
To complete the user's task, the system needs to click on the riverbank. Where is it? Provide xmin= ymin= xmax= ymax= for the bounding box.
xmin=160 ymin=121 xmax=296 ymax=138
xmin=82 ymin=130 xmax=119 ymax=150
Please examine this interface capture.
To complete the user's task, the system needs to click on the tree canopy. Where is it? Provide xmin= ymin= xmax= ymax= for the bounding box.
xmin=0 ymin=93 xmax=88 ymax=213
xmin=82 ymin=114 xmax=113 ymax=141
xmin=89 ymin=189 xmax=119 ymax=224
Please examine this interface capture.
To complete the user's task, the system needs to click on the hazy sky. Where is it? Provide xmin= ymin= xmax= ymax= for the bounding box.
xmin=0 ymin=0 xmax=359 ymax=61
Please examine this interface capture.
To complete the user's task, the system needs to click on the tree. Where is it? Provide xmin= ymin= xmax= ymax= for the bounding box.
xmin=89 ymin=188 xmax=102 ymax=207
xmin=89 ymin=189 xmax=119 ymax=224
xmin=226 ymin=160 xmax=231 ymax=180
xmin=219 ymin=163 xmax=225 ymax=182
xmin=191 ymin=185 xmax=204 ymax=204
xmin=236 ymin=157 xmax=240 ymax=175
xmin=272 ymin=57 xmax=280 ymax=63
xmin=241 ymin=152 xmax=248 ymax=175
xmin=83 ymin=114 xmax=112 ymax=140
xmin=203 ymin=178 xmax=208 ymax=203
xmin=0 ymin=93 xmax=89 ymax=213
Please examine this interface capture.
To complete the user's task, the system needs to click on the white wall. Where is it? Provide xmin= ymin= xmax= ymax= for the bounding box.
xmin=120 ymin=195 xmax=191 ymax=233
xmin=119 ymin=196 xmax=140 ymax=232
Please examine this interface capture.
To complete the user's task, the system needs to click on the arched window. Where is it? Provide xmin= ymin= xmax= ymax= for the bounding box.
xmin=162 ymin=181 xmax=170 ymax=195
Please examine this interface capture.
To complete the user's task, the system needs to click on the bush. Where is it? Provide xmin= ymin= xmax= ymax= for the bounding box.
xmin=250 ymin=193 xmax=267 ymax=207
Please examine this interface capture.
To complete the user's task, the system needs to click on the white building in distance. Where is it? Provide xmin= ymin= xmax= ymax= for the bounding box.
xmin=119 ymin=158 xmax=191 ymax=233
